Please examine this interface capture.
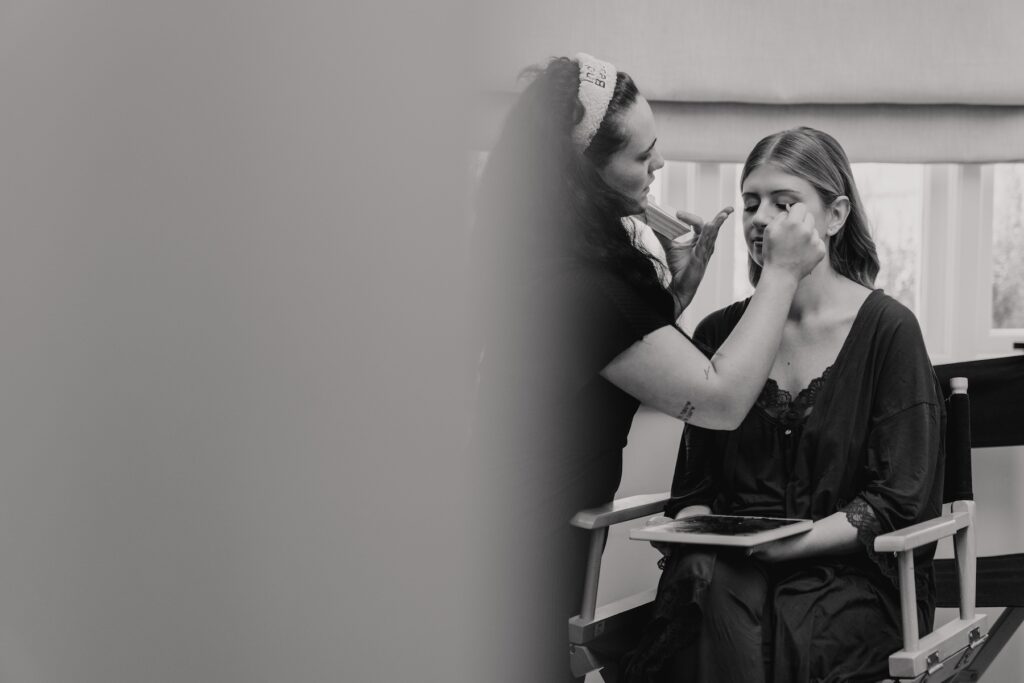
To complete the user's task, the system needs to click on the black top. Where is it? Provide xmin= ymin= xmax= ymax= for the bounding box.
xmin=668 ymin=289 xmax=945 ymax=589
xmin=476 ymin=261 xmax=676 ymax=492
xmin=471 ymin=261 xmax=676 ymax=683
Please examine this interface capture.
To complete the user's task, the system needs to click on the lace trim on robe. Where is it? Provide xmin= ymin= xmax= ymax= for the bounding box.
xmin=753 ymin=369 xmax=905 ymax=586
xmin=622 ymin=551 xmax=708 ymax=682
xmin=756 ymin=365 xmax=834 ymax=427
xmin=842 ymin=496 xmax=899 ymax=585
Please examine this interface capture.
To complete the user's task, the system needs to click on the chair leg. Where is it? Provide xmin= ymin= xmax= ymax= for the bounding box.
xmin=953 ymin=606 xmax=1024 ymax=681
xmin=579 ymin=528 xmax=608 ymax=623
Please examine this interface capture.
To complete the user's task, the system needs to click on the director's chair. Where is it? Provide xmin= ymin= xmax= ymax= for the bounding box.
xmin=568 ymin=355 xmax=1024 ymax=682
xmin=927 ymin=355 xmax=1024 ymax=681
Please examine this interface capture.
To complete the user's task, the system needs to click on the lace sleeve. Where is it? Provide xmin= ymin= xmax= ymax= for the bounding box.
xmin=842 ymin=497 xmax=898 ymax=585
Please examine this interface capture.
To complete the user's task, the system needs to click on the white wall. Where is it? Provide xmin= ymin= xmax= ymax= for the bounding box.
xmin=0 ymin=3 xmax=475 ymax=683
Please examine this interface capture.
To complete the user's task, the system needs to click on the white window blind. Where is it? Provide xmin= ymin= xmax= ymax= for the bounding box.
xmin=473 ymin=0 xmax=1024 ymax=162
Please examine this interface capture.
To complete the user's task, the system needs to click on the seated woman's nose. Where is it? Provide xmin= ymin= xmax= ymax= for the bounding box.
xmin=652 ymin=149 xmax=665 ymax=171
xmin=754 ymin=203 xmax=784 ymax=227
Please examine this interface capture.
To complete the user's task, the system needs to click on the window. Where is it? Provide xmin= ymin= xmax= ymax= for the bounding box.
xmin=676 ymin=162 xmax=1021 ymax=360
xmin=468 ymin=153 xmax=1021 ymax=360
xmin=854 ymin=164 xmax=924 ymax=314
xmin=659 ymin=162 xmax=930 ymax=336
xmin=992 ymin=164 xmax=1024 ymax=330
xmin=962 ymin=164 xmax=1024 ymax=356
xmin=724 ymin=164 xmax=927 ymax=315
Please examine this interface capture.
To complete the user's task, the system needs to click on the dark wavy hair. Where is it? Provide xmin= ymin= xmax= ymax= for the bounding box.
xmin=742 ymin=127 xmax=880 ymax=288
xmin=473 ymin=56 xmax=673 ymax=316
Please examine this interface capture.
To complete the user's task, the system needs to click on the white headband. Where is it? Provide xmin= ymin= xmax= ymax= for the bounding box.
xmin=572 ymin=53 xmax=617 ymax=151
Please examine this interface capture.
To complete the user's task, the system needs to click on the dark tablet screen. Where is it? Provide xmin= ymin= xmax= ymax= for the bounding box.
xmin=670 ymin=515 xmax=803 ymax=536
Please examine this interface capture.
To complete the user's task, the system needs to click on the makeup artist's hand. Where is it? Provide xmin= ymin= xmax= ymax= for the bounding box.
xmin=662 ymin=206 xmax=733 ymax=315
xmin=761 ymin=202 xmax=825 ymax=282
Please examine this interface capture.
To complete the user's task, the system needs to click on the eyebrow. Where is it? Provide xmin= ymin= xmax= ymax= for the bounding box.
xmin=741 ymin=189 xmax=801 ymax=199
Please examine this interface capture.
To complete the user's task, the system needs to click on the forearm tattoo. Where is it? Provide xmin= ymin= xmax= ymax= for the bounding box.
xmin=678 ymin=401 xmax=696 ymax=420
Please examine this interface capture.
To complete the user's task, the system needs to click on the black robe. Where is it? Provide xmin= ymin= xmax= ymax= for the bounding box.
xmin=624 ymin=289 xmax=945 ymax=683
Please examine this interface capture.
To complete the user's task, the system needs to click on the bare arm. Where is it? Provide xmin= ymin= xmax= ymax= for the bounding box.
xmin=747 ymin=511 xmax=860 ymax=562
xmin=600 ymin=204 xmax=824 ymax=430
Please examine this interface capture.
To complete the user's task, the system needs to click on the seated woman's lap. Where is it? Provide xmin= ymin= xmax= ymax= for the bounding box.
xmin=672 ymin=551 xmax=903 ymax=683
xmin=771 ymin=563 xmax=903 ymax=683
xmin=671 ymin=550 xmax=770 ymax=683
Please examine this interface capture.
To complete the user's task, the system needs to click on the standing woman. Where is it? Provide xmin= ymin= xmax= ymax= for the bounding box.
xmin=470 ymin=55 xmax=824 ymax=682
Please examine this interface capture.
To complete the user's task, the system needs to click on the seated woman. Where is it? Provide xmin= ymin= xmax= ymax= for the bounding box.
xmin=622 ymin=127 xmax=945 ymax=683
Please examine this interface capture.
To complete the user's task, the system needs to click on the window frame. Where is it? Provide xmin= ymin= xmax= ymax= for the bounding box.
xmin=657 ymin=160 xmax=1024 ymax=363
xmin=978 ymin=164 xmax=1024 ymax=352
xmin=470 ymin=153 xmax=1024 ymax=361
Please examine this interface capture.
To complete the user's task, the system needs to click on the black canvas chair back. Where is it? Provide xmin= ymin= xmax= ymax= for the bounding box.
xmin=941 ymin=373 xmax=973 ymax=505
xmin=932 ymin=354 xmax=1024 ymax=681
xmin=935 ymin=355 xmax=1024 ymax=450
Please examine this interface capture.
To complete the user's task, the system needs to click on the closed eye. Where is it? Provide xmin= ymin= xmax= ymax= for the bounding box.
xmin=743 ymin=200 xmax=790 ymax=213
xmin=639 ymin=138 xmax=657 ymax=161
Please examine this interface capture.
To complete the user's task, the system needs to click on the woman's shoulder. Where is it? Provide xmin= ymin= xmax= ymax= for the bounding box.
xmin=693 ymin=298 xmax=752 ymax=347
xmin=867 ymin=289 xmax=919 ymax=323
xmin=548 ymin=261 xmax=639 ymax=302
xmin=542 ymin=260 xmax=674 ymax=324
xmin=855 ymin=290 xmax=942 ymax=414
xmin=700 ymin=298 xmax=751 ymax=328
xmin=860 ymin=289 xmax=926 ymax=341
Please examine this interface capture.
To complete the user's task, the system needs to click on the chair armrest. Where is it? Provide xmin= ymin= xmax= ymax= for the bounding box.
xmin=570 ymin=492 xmax=671 ymax=530
xmin=874 ymin=511 xmax=971 ymax=553
xmin=568 ymin=588 xmax=658 ymax=644
xmin=887 ymin=614 xmax=988 ymax=679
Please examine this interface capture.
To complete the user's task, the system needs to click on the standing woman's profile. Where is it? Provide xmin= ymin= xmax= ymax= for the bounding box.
xmin=470 ymin=54 xmax=825 ymax=682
